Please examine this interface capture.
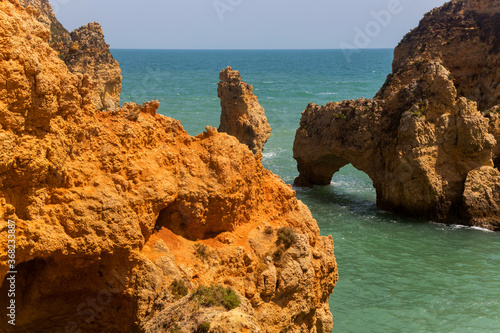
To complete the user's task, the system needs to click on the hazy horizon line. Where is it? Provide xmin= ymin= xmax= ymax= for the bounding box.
xmin=110 ymin=47 xmax=395 ymax=51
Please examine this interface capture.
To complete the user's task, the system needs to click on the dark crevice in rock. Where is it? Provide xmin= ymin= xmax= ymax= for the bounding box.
xmin=0 ymin=257 xmax=138 ymax=333
xmin=494 ymin=156 xmax=500 ymax=170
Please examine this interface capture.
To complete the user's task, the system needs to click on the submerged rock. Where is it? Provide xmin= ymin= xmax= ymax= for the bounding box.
xmin=294 ymin=0 xmax=500 ymax=230
xmin=218 ymin=66 xmax=272 ymax=155
xmin=0 ymin=1 xmax=337 ymax=332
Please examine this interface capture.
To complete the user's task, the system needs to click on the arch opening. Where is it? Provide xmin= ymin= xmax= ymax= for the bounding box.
xmin=329 ymin=164 xmax=377 ymax=208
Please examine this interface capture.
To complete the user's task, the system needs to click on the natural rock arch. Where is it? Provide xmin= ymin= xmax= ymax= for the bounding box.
xmin=294 ymin=63 xmax=496 ymax=226
xmin=294 ymin=0 xmax=500 ymax=229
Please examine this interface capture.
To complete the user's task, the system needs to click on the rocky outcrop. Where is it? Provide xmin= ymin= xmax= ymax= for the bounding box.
xmin=218 ymin=66 xmax=272 ymax=155
xmin=486 ymin=108 xmax=500 ymax=168
xmin=388 ymin=0 xmax=500 ymax=111
xmin=463 ymin=166 xmax=500 ymax=229
xmin=0 ymin=1 xmax=337 ymax=332
xmin=65 ymin=22 xmax=122 ymax=110
xmin=19 ymin=0 xmax=122 ymax=110
xmin=18 ymin=0 xmax=70 ymax=51
xmin=294 ymin=0 xmax=500 ymax=229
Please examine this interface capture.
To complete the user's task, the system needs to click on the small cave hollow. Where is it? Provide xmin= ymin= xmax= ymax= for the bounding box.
xmin=154 ymin=202 xmax=225 ymax=241
xmin=0 ymin=259 xmax=55 ymax=332
xmin=155 ymin=204 xmax=188 ymax=236
xmin=0 ymin=257 xmax=138 ymax=333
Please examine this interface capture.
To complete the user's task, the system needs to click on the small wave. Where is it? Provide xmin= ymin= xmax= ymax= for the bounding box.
xmin=317 ymin=92 xmax=338 ymax=96
xmin=333 ymin=81 xmax=357 ymax=84
xmin=450 ymin=224 xmax=494 ymax=232
xmin=262 ymin=81 xmax=274 ymax=84
xmin=430 ymin=222 xmax=494 ymax=232
xmin=293 ymin=186 xmax=313 ymax=193
xmin=331 ymin=179 xmax=372 ymax=189
xmin=262 ymin=152 xmax=276 ymax=159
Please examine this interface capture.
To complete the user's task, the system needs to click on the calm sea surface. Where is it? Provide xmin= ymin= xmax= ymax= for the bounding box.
xmin=112 ymin=49 xmax=500 ymax=333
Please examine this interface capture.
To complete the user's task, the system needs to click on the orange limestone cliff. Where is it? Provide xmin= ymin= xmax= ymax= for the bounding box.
xmin=218 ymin=66 xmax=272 ymax=155
xmin=293 ymin=0 xmax=500 ymax=230
xmin=0 ymin=1 xmax=337 ymax=332
xmin=19 ymin=0 xmax=122 ymax=110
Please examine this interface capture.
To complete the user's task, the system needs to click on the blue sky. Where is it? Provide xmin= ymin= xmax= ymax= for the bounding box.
xmin=48 ymin=0 xmax=448 ymax=49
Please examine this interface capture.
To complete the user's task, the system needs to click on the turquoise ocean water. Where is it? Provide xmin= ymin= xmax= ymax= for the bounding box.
xmin=112 ymin=50 xmax=500 ymax=333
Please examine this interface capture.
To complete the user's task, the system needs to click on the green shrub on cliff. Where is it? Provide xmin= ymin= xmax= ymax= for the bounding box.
xmin=195 ymin=322 xmax=211 ymax=333
xmin=170 ymin=323 xmax=183 ymax=333
xmin=193 ymin=285 xmax=241 ymax=310
xmin=273 ymin=247 xmax=284 ymax=261
xmin=194 ymin=243 xmax=209 ymax=261
xmin=170 ymin=279 xmax=188 ymax=299
xmin=276 ymin=227 xmax=297 ymax=249
xmin=264 ymin=226 xmax=274 ymax=235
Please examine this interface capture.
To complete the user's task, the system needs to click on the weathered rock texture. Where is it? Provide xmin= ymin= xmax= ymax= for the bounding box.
xmin=0 ymin=1 xmax=337 ymax=332
xmin=463 ymin=166 xmax=500 ymax=227
xmin=17 ymin=0 xmax=70 ymax=51
xmin=487 ymin=108 xmax=500 ymax=169
xmin=294 ymin=0 xmax=500 ymax=230
xmin=19 ymin=0 xmax=122 ymax=110
xmin=218 ymin=66 xmax=272 ymax=155
xmin=389 ymin=0 xmax=500 ymax=111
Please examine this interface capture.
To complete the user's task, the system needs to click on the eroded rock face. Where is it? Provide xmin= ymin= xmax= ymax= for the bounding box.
xmin=486 ymin=108 xmax=500 ymax=168
xmin=18 ymin=0 xmax=70 ymax=51
xmin=388 ymin=0 xmax=500 ymax=111
xmin=463 ymin=166 xmax=500 ymax=229
xmin=19 ymin=0 xmax=122 ymax=110
xmin=218 ymin=66 xmax=272 ymax=155
xmin=294 ymin=0 xmax=500 ymax=229
xmin=65 ymin=22 xmax=122 ymax=110
xmin=0 ymin=2 xmax=337 ymax=332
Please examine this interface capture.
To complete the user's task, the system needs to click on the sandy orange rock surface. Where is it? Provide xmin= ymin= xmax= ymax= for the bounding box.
xmin=0 ymin=1 xmax=337 ymax=332
xmin=19 ymin=0 xmax=122 ymax=110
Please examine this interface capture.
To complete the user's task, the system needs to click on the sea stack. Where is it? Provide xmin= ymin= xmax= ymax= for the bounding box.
xmin=293 ymin=0 xmax=500 ymax=230
xmin=0 ymin=1 xmax=337 ymax=332
xmin=218 ymin=66 xmax=272 ymax=155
